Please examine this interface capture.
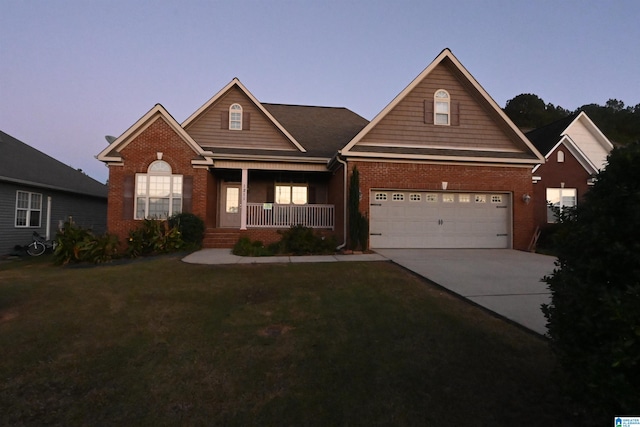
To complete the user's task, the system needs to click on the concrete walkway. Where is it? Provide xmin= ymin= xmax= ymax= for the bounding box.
xmin=182 ymin=248 xmax=387 ymax=264
xmin=182 ymin=248 xmax=556 ymax=335
xmin=375 ymin=249 xmax=556 ymax=335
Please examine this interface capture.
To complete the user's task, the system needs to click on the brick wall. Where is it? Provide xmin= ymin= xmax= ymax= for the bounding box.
xmin=532 ymin=146 xmax=591 ymax=230
xmin=106 ymin=117 xmax=212 ymax=243
xmin=347 ymin=160 xmax=535 ymax=250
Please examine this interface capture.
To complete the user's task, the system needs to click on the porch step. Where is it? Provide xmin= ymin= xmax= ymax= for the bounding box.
xmin=203 ymin=229 xmax=241 ymax=249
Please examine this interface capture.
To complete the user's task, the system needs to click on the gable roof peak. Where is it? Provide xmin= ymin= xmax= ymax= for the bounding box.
xmin=182 ymin=78 xmax=306 ymax=152
xmin=341 ymin=48 xmax=544 ymax=164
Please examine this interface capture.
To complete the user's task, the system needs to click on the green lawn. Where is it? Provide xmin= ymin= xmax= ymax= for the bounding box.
xmin=0 ymin=255 xmax=580 ymax=426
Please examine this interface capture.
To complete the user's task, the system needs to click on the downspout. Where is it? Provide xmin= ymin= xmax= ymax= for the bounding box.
xmin=335 ymin=155 xmax=348 ymax=250
xmin=45 ymin=196 xmax=52 ymax=240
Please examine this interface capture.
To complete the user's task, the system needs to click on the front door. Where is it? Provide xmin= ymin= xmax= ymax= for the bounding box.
xmin=219 ymin=183 xmax=241 ymax=228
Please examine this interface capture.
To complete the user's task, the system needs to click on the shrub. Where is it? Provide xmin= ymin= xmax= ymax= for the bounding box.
xmin=168 ymin=213 xmax=205 ymax=249
xmin=276 ymin=225 xmax=337 ymax=255
xmin=542 ymin=142 xmax=640 ymax=418
xmin=233 ymin=226 xmax=336 ymax=256
xmin=126 ymin=219 xmax=184 ymax=258
xmin=232 ymin=237 xmax=272 ymax=257
xmin=54 ymin=222 xmax=119 ymax=265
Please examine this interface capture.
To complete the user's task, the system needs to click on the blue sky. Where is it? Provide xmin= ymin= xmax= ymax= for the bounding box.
xmin=1 ymin=0 xmax=638 ymax=183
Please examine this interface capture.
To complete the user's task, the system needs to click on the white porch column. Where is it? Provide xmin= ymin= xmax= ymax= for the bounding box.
xmin=240 ymin=168 xmax=248 ymax=230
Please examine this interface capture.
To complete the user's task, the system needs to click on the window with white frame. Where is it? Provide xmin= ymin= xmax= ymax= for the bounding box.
xmin=229 ymin=103 xmax=242 ymax=130
xmin=409 ymin=193 xmax=421 ymax=201
xmin=426 ymin=193 xmax=438 ymax=202
xmin=491 ymin=195 xmax=503 ymax=203
xmin=374 ymin=193 xmax=388 ymax=201
xmin=443 ymin=194 xmax=454 ymax=203
xmin=434 ymin=90 xmax=450 ymax=125
xmin=15 ymin=191 xmax=42 ymax=227
xmin=546 ymin=188 xmax=576 ymax=223
xmin=275 ymin=184 xmax=307 ymax=204
xmin=135 ymin=160 xmax=182 ymax=219
xmin=459 ymin=194 xmax=470 ymax=203
xmin=392 ymin=193 xmax=405 ymax=201
xmin=557 ymin=150 xmax=565 ymax=163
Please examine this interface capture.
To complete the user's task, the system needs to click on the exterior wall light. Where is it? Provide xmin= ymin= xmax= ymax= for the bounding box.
xmin=522 ymin=194 xmax=531 ymax=204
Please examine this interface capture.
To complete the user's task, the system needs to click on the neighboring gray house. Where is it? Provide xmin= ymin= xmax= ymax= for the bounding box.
xmin=1 ymin=130 xmax=107 ymax=254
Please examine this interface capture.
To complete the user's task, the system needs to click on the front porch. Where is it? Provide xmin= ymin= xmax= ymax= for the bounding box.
xmin=204 ymin=167 xmax=343 ymax=248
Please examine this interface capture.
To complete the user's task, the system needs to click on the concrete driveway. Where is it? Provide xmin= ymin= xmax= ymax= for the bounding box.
xmin=374 ymin=249 xmax=557 ymax=335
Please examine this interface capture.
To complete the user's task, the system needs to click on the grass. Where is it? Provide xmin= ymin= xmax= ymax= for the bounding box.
xmin=0 ymin=255 xmax=583 ymax=426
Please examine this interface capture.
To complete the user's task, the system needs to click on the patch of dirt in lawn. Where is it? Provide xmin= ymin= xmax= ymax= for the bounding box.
xmin=258 ymin=324 xmax=294 ymax=337
xmin=0 ymin=310 xmax=18 ymax=323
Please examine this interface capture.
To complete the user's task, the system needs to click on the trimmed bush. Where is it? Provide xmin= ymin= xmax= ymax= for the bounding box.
xmin=168 ymin=213 xmax=205 ymax=249
xmin=233 ymin=226 xmax=336 ymax=256
xmin=232 ymin=237 xmax=272 ymax=257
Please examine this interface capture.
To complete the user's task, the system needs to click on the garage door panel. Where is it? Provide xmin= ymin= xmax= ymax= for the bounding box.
xmin=370 ymin=190 xmax=511 ymax=249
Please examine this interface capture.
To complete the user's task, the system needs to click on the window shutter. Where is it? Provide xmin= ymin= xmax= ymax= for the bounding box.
xmin=123 ymin=175 xmax=134 ymax=219
xmin=266 ymin=184 xmax=274 ymax=203
xmin=424 ymin=100 xmax=434 ymax=124
xmin=182 ymin=176 xmax=193 ymax=213
xmin=308 ymin=186 xmax=316 ymax=204
xmin=451 ymin=101 xmax=460 ymax=126
xmin=221 ymin=111 xmax=229 ymax=129
xmin=243 ymin=112 xmax=250 ymax=130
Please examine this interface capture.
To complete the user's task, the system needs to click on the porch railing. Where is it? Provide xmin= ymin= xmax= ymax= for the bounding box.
xmin=246 ymin=203 xmax=334 ymax=229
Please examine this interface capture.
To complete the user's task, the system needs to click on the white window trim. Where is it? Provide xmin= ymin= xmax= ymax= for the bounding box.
xmin=134 ymin=160 xmax=183 ymax=220
xmin=15 ymin=190 xmax=42 ymax=228
xmin=229 ymin=103 xmax=242 ymax=130
xmin=557 ymin=150 xmax=565 ymax=163
xmin=434 ymin=89 xmax=450 ymax=126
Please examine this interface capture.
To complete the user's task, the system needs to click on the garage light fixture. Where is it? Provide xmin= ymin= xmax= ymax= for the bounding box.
xmin=522 ymin=194 xmax=531 ymax=204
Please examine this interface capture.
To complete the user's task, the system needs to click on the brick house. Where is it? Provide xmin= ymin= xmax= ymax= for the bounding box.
xmin=98 ymin=49 xmax=544 ymax=250
xmin=526 ymin=111 xmax=613 ymax=231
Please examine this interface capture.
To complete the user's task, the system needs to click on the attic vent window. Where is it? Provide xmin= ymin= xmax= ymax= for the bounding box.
xmin=557 ymin=150 xmax=565 ymax=163
xmin=434 ymin=90 xmax=450 ymax=125
xmin=229 ymin=104 xmax=242 ymax=130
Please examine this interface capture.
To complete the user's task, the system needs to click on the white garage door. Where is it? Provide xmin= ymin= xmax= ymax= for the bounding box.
xmin=369 ymin=190 xmax=511 ymax=249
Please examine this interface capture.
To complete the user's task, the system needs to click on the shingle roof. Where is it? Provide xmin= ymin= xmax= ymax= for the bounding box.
xmin=525 ymin=114 xmax=578 ymax=156
xmin=0 ymin=130 xmax=108 ymax=198
xmin=262 ymin=104 xmax=369 ymax=158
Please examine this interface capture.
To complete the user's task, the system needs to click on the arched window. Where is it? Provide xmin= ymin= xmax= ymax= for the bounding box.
xmin=557 ymin=150 xmax=565 ymax=163
xmin=229 ymin=103 xmax=242 ymax=130
xmin=134 ymin=160 xmax=183 ymax=219
xmin=434 ymin=90 xmax=450 ymax=125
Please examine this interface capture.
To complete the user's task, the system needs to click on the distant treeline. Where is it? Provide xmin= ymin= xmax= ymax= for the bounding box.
xmin=503 ymin=94 xmax=640 ymax=145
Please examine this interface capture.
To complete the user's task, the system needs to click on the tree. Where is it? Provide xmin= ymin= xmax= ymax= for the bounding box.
xmin=504 ymin=94 xmax=570 ymax=130
xmin=542 ymin=141 xmax=640 ymax=419
xmin=348 ymin=166 xmax=368 ymax=251
xmin=504 ymin=93 xmax=547 ymax=129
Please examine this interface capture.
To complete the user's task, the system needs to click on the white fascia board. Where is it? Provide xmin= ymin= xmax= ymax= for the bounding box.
xmin=210 ymin=152 xmax=329 ymax=164
xmin=212 ymin=160 xmax=328 ymax=172
xmin=341 ymin=150 xmax=541 ymax=166
xmin=181 ymin=78 xmax=306 ymax=153
xmin=341 ymin=49 xmax=545 ymax=163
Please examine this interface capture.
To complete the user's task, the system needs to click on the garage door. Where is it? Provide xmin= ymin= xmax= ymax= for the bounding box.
xmin=369 ymin=190 xmax=511 ymax=248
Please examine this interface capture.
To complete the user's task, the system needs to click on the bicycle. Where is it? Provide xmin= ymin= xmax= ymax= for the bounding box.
xmin=26 ymin=231 xmax=58 ymax=256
